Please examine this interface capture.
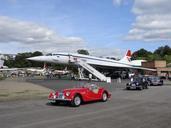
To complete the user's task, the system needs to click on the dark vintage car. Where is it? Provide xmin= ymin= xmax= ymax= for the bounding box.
xmin=126 ymin=76 xmax=148 ymax=90
xmin=146 ymin=76 xmax=163 ymax=86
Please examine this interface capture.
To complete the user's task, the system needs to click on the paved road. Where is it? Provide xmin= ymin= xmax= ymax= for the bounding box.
xmin=0 ymin=79 xmax=171 ymax=128
xmin=26 ymin=78 xmax=127 ymax=91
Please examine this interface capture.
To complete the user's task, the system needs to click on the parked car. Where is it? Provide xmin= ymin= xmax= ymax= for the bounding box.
xmin=48 ymin=83 xmax=111 ymax=107
xmin=146 ymin=76 xmax=163 ymax=86
xmin=126 ymin=76 xmax=148 ymax=90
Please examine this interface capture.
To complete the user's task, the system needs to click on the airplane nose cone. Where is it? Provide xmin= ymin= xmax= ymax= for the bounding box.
xmin=27 ymin=56 xmax=45 ymax=62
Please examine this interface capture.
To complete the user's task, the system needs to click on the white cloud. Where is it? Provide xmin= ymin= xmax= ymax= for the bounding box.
xmin=126 ymin=0 xmax=171 ymax=41
xmin=0 ymin=16 xmax=124 ymax=57
xmin=132 ymin=0 xmax=170 ymax=15
xmin=113 ymin=0 xmax=124 ymax=6
xmin=0 ymin=16 xmax=85 ymax=53
xmin=89 ymin=47 xmax=125 ymax=59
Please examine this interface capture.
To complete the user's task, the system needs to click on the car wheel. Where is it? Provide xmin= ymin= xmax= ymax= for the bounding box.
xmin=139 ymin=86 xmax=143 ymax=90
xmin=71 ymin=95 xmax=81 ymax=107
xmin=55 ymin=100 xmax=60 ymax=104
xmin=50 ymin=100 xmax=59 ymax=105
xmin=102 ymin=92 xmax=108 ymax=102
xmin=161 ymin=82 xmax=163 ymax=86
xmin=126 ymin=87 xmax=130 ymax=90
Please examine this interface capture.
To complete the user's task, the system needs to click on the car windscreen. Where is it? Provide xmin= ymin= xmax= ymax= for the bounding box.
xmin=83 ymin=83 xmax=98 ymax=88
xmin=149 ymin=77 xmax=159 ymax=81
xmin=133 ymin=77 xmax=142 ymax=82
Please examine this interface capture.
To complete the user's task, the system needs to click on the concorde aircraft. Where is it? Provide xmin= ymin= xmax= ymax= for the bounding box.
xmin=27 ymin=50 xmax=154 ymax=69
xmin=27 ymin=50 xmax=156 ymax=82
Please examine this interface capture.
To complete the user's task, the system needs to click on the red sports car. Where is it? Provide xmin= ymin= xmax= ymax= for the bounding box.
xmin=48 ymin=83 xmax=111 ymax=107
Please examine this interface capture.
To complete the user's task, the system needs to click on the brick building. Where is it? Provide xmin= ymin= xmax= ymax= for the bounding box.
xmin=142 ymin=60 xmax=171 ymax=78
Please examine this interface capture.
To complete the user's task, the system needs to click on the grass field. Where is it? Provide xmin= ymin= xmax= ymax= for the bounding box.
xmin=0 ymin=80 xmax=52 ymax=101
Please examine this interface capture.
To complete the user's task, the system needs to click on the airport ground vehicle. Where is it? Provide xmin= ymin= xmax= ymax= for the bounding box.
xmin=48 ymin=83 xmax=111 ymax=107
xmin=146 ymin=76 xmax=163 ymax=86
xmin=126 ymin=76 xmax=148 ymax=90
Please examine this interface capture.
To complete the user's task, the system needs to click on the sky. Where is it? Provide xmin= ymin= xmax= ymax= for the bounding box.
xmin=0 ymin=0 xmax=170 ymax=58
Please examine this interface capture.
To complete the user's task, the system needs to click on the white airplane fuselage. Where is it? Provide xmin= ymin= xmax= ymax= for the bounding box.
xmin=27 ymin=53 xmax=142 ymax=68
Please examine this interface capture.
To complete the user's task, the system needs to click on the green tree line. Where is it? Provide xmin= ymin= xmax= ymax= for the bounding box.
xmin=132 ymin=45 xmax=171 ymax=64
xmin=4 ymin=51 xmax=44 ymax=68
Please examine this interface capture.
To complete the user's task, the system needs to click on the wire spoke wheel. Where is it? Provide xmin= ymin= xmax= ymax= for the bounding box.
xmin=102 ymin=92 xmax=108 ymax=102
xmin=71 ymin=95 xmax=81 ymax=107
xmin=74 ymin=96 xmax=81 ymax=106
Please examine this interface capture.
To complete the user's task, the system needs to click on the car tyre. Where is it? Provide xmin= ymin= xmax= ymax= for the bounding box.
xmin=55 ymin=100 xmax=60 ymax=104
xmin=102 ymin=92 xmax=108 ymax=102
xmin=139 ymin=86 xmax=143 ymax=90
xmin=71 ymin=95 xmax=81 ymax=107
xmin=161 ymin=81 xmax=164 ymax=86
xmin=50 ymin=100 xmax=60 ymax=105
xmin=126 ymin=87 xmax=130 ymax=90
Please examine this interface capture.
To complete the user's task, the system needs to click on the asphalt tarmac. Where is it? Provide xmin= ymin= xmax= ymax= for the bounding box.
xmin=0 ymin=79 xmax=171 ymax=128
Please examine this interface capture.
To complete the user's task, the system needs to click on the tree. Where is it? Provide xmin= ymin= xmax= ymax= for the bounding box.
xmin=132 ymin=46 xmax=171 ymax=63
xmin=4 ymin=59 xmax=14 ymax=68
xmin=164 ymin=55 xmax=171 ymax=64
xmin=132 ymin=48 xmax=152 ymax=60
xmin=30 ymin=51 xmax=44 ymax=67
xmin=154 ymin=45 xmax=171 ymax=57
xmin=4 ymin=51 xmax=43 ymax=68
xmin=31 ymin=51 xmax=43 ymax=57
xmin=77 ymin=49 xmax=89 ymax=55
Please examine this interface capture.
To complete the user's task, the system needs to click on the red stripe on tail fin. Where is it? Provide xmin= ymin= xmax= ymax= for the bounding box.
xmin=126 ymin=50 xmax=131 ymax=57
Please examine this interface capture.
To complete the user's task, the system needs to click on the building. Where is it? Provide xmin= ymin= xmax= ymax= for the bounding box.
xmin=142 ymin=60 xmax=171 ymax=78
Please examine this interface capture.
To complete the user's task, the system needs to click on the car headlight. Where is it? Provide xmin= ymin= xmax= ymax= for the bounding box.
xmin=65 ymin=92 xmax=71 ymax=96
xmin=53 ymin=95 xmax=56 ymax=99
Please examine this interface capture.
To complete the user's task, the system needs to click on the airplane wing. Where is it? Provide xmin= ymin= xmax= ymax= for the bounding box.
xmin=130 ymin=66 xmax=156 ymax=71
xmin=0 ymin=68 xmax=19 ymax=71
xmin=0 ymin=67 xmax=28 ymax=71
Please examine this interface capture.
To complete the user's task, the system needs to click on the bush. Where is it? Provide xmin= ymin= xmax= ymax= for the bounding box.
xmin=0 ymin=75 xmax=6 ymax=80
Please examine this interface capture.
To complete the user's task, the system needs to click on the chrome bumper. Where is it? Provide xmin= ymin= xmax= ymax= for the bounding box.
xmin=48 ymin=98 xmax=72 ymax=101
xmin=127 ymin=85 xmax=140 ymax=88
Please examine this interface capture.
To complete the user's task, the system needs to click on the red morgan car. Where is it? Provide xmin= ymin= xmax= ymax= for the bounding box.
xmin=48 ymin=83 xmax=111 ymax=107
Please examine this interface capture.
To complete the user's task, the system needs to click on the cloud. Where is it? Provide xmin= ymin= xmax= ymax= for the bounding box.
xmin=89 ymin=47 xmax=125 ymax=58
xmin=126 ymin=0 xmax=171 ymax=41
xmin=113 ymin=0 xmax=124 ymax=6
xmin=132 ymin=0 xmax=170 ymax=15
xmin=0 ymin=16 xmax=85 ymax=52
xmin=0 ymin=16 xmax=124 ymax=56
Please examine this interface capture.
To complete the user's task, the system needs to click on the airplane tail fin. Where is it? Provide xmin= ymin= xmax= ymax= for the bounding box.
xmin=125 ymin=50 xmax=131 ymax=58
xmin=119 ymin=50 xmax=132 ymax=63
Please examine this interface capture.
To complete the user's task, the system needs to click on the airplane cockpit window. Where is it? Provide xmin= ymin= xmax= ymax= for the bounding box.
xmin=52 ymin=54 xmax=60 ymax=57
xmin=106 ymin=57 xmax=116 ymax=60
xmin=46 ymin=53 xmax=52 ymax=56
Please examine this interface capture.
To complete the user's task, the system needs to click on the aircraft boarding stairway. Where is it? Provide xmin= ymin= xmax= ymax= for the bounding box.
xmin=69 ymin=57 xmax=111 ymax=82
